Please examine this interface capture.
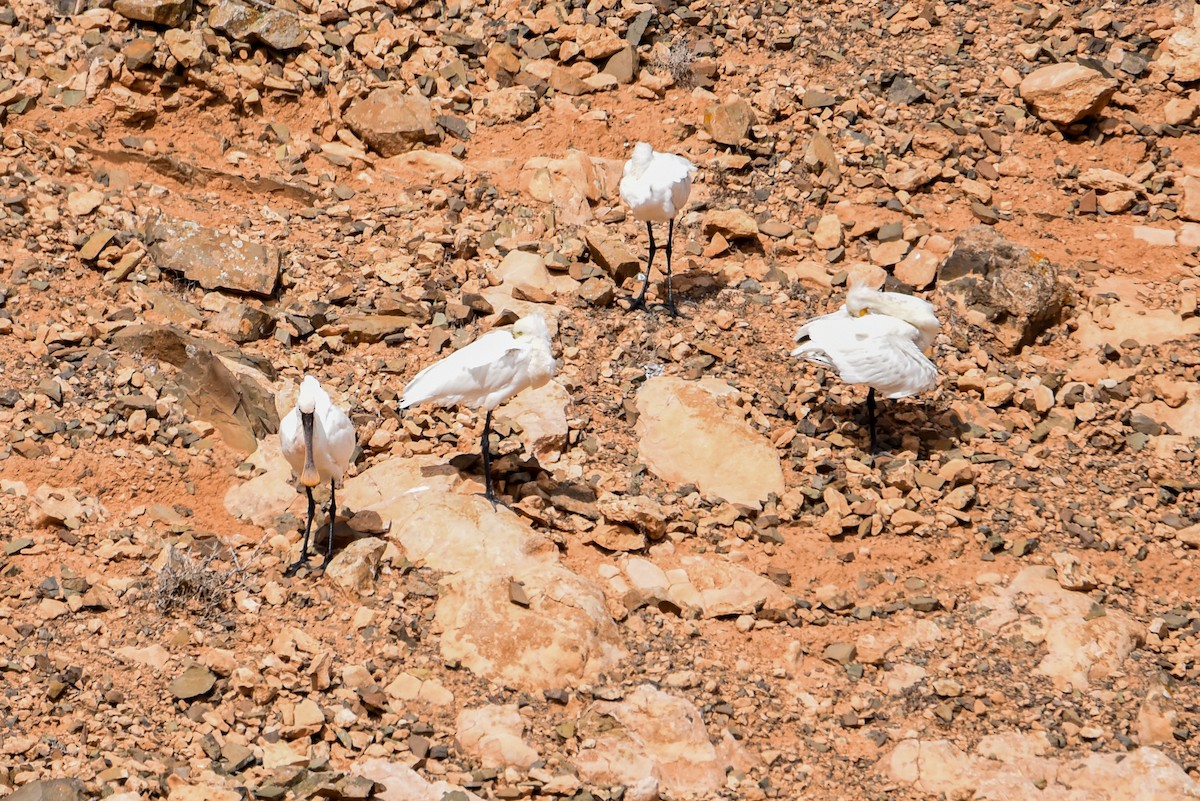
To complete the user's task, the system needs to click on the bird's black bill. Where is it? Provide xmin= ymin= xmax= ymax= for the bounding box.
xmin=300 ymin=411 xmax=319 ymax=487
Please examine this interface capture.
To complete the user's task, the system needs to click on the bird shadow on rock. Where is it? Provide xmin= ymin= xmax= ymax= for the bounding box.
xmin=642 ymin=269 xmax=726 ymax=313
xmin=448 ymin=451 xmax=549 ymax=499
xmin=821 ymin=397 xmax=966 ymax=460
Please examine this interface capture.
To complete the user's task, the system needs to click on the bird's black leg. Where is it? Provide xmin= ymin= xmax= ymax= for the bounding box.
xmin=663 ymin=216 xmax=680 ymax=317
xmin=320 ymin=479 xmax=336 ymax=570
xmin=626 ymin=221 xmax=655 ymax=313
xmin=285 ymin=485 xmax=316 ymax=576
xmin=481 ymin=408 xmax=497 ymax=506
xmin=867 ymin=387 xmax=879 ymax=454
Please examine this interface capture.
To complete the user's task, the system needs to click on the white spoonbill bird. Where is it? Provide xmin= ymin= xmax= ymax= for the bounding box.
xmin=619 ymin=141 xmax=696 ymax=316
xmin=792 ymin=278 xmax=940 ymax=452
xmin=279 ymin=376 xmax=356 ymax=575
xmin=399 ymin=314 xmax=558 ymax=504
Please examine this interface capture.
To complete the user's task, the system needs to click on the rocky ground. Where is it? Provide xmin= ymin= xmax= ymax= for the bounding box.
xmin=2 ymin=0 xmax=1200 ymax=799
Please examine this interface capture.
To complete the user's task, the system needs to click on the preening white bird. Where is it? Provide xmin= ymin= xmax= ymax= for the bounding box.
xmin=279 ymin=376 xmax=356 ymax=575
xmin=792 ymin=278 xmax=940 ymax=452
xmin=399 ymin=314 xmax=558 ymax=504
xmin=619 ymin=141 xmax=697 ymax=315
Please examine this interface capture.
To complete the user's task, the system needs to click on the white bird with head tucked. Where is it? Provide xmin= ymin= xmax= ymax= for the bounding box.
xmin=792 ymin=278 xmax=940 ymax=452
xmin=278 ymin=376 xmax=356 ymax=575
xmin=399 ymin=314 xmax=558 ymax=504
xmin=619 ymin=141 xmax=696 ymax=316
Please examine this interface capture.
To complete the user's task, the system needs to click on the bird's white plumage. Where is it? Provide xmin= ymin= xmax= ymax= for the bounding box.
xmin=619 ymin=142 xmax=696 ymax=223
xmin=792 ymin=282 xmax=940 ymax=399
xmin=400 ymin=314 xmax=557 ymax=412
xmin=280 ymin=376 xmax=356 ymax=483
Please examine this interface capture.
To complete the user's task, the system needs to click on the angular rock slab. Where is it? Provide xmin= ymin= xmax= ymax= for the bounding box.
xmin=884 ymin=735 xmax=1200 ymax=800
xmin=1018 ymin=62 xmax=1118 ymax=125
xmin=635 ymin=377 xmax=784 ymax=507
xmin=436 ymin=561 xmax=624 ymax=692
xmin=502 ymin=378 xmax=571 ymax=463
xmin=619 ymin=555 xmax=786 ymax=619
xmin=325 ymin=538 xmax=387 ymax=595
xmin=576 ymin=684 xmax=725 ymax=801
xmin=5 ymin=778 xmax=86 ymax=801
xmin=937 ymin=225 xmax=1068 ymax=354
xmin=114 ymin=0 xmax=191 ymax=26
xmin=976 ymin=566 xmax=1143 ymax=690
xmin=344 ymin=88 xmax=441 ymax=157
xmin=146 ymin=215 xmax=280 ymax=297
xmin=113 ymin=324 xmax=278 ymax=454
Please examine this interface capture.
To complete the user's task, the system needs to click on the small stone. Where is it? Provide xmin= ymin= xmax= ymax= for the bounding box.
xmin=1018 ymin=62 xmax=1118 ymax=125
xmin=823 ymin=642 xmax=857 ymax=665
xmin=702 ymin=209 xmax=758 ymax=240
xmin=169 ymin=665 xmax=217 ymax=700
xmin=703 ymin=97 xmax=755 ymax=146
xmin=114 ymin=0 xmax=191 ymax=27
xmin=812 ymin=214 xmax=843 ymax=250
xmin=344 ymin=88 xmax=441 ymax=157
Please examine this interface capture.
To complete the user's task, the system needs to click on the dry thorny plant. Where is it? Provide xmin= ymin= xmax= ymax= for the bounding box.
xmin=651 ymin=38 xmax=700 ymax=89
xmin=151 ymin=540 xmax=263 ymax=619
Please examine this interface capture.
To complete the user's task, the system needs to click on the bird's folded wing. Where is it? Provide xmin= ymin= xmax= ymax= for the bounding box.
xmin=465 ymin=346 xmax=530 ymax=395
xmin=655 ymin=153 xmax=697 ymax=183
xmin=828 ymin=332 xmax=937 ymax=398
xmin=324 ymin=408 xmax=357 ymax=468
xmin=401 ymin=331 xmax=514 ymax=407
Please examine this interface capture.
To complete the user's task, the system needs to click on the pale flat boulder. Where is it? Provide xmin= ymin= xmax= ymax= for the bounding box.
xmin=376 ymin=491 xmax=558 ymax=574
xmin=223 ymin=435 xmax=300 ymax=527
xmin=1070 ymin=277 xmax=1200 ymax=351
xmin=885 ymin=734 xmax=1200 ymax=801
xmin=165 ymin=774 xmax=240 ymax=801
xmin=455 ymin=704 xmax=540 ymax=770
xmin=339 ymin=456 xmax=459 ymax=512
xmin=1164 ymin=22 xmax=1200 ymax=83
xmin=355 ymin=759 xmax=484 ymax=801
xmin=976 ymin=566 xmax=1143 ymax=689
xmin=502 ymin=379 xmax=571 ymax=463
xmin=474 ymin=289 xmax=570 ymax=325
xmin=573 ymin=732 xmax=660 ymax=801
xmin=519 ymin=150 xmax=608 ymax=225
xmin=1180 ymin=175 xmax=1200 ymax=222
xmin=1133 ymin=397 xmax=1200 ymax=439
xmin=635 ymin=377 xmax=784 ymax=507
xmin=437 ymin=561 xmax=624 ymax=691
xmin=1018 ymin=62 xmax=1117 ymax=124
xmin=376 ymin=151 xmax=467 ymax=184
xmin=675 ymin=555 xmax=787 ymax=618
xmin=578 ymin=685 xmax=725 ymax=799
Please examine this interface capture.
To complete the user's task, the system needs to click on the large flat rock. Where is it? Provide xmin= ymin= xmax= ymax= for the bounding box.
xmin=146 ymin=215 xmax=280 ymax=297
xmin=635 ymin=377 xmax=784 ymax=507
xmin=437 ymin=561 xmax=624 ymax=692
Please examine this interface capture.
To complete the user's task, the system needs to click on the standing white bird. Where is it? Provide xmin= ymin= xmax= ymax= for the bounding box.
xmin=279 ymin=376 xmax=356 ymax=575
xmin=792 ymin=278 xmax=940 ymax=452
xmin=399 ymin=314 xmax=558 ymax=504
xmin=619 ymin=141 xmax=696 ymax=316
